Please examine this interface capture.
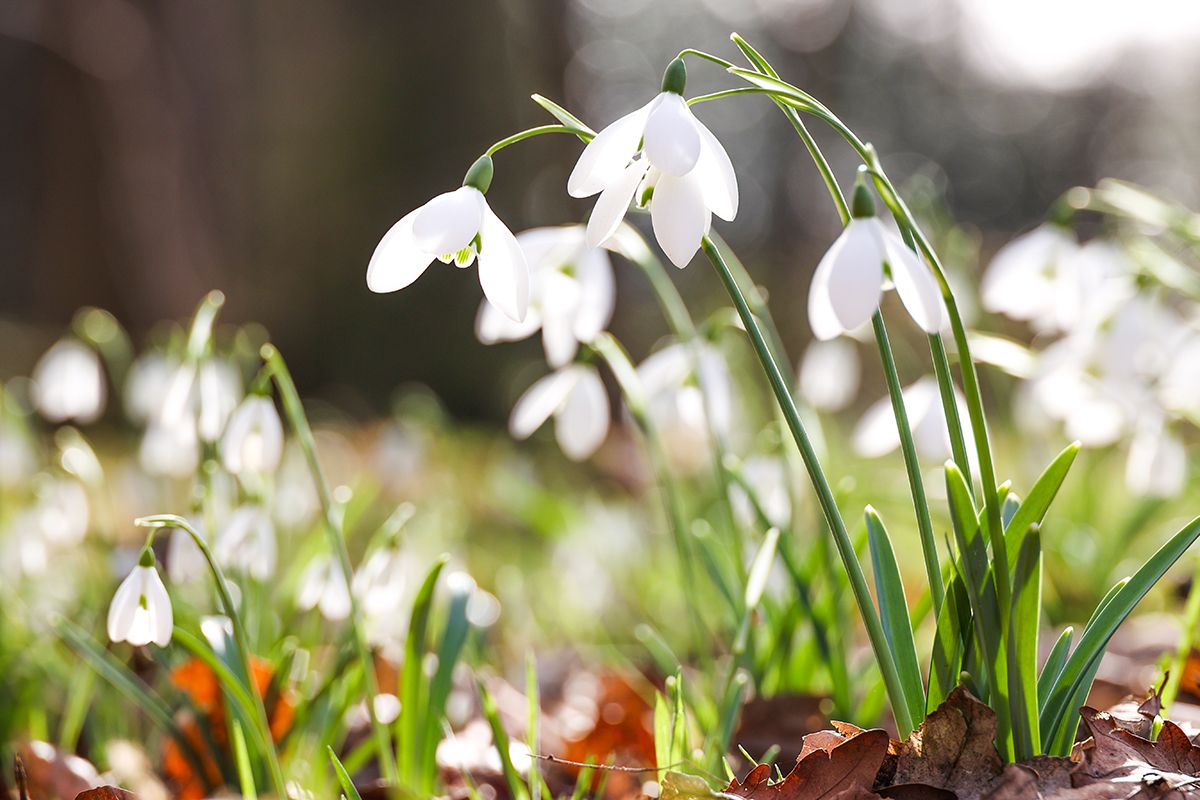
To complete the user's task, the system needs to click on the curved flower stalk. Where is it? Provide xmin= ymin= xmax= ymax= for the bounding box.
xmin=568 ymin=58 xmax=738 ymax=267
xmin=509 ymin=363 xmax=610 ymax=461
xmin=107 ymin=548 xmax=173 ymax=647
xmin=367 ymin=155 xmax=529 ymax=322
xmin=808 ymin=186 xmax=945 ymax=340
xmin=476 ymin=225 xmax=614 ymax=368
xmin=31 ymin=338 xmax=106 ymax=425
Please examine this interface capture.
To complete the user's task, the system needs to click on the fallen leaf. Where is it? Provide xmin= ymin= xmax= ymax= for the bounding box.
xmin=724 ymin=726 xmax=890 ymax=799
xmin=17 ymin=741 xmax=102 ymax=800
xmin=75 ymin=788 xmax=137 ymax=799
xmin=891 ymin=688 xmax=1003 ymax=800
xmin=1074 ymin=706 xmax=1200 ymax=785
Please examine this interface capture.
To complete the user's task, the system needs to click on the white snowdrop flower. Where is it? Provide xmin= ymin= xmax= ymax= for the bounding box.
xmin=366 ymin=155 xmax=530 ymax=322
xmin=568 ymin=58 xmax=738 ymax=268
xmin=139 ymin=417 xmax=200 ymax=478
xmin=31 ymin=339 xmax=106 ymax=424
xmin=197 ymin=359 xmax=243 ymax=442
xmin=352 ymin=545 xmax=407 ymax=618
xmin=808 ymin=187 xmax=944 ymax=340
xmin=476 ymin=225 xmax=615 ymax=368
xmin=729 ymin=456 xmax=792 ymax=529
xmin=982 ymin=224 xmax=1077 ymax=326
xmin=297 ymin=554 xmax=351 ymax=621
xmin=221 ymin=394 xmax=284 ymax=477
xmin=123 ymin=353 xmax=177 ymax=424
xmin=637 ymin=342 xmax=733 ymax=471
xmin=509 ymin=364 xmax=610 ymax=461
xmin=853 ymin=377 xmax=973 ymax=464
xmin=1125 ymin=417 xmax=1186 ymax=498
xmin=798 ymin=338 xmax=861 ymax=412
xmin=0 ymin=417 xmax=37 ymax=489
xmin=215 ymin=504 xmax=277 ymax=581
xmin=107 ymin=549 xmax=173 ymax=647
xmin=36 ymin=477 xmax=89 ymax=546
xmin=167 ymin=524 xmax=207 ymax=583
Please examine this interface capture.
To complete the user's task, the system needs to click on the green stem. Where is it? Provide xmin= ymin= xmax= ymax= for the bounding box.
xmin=485 ymin=125 xmax=590 ymax=156
xmin=137 ymin=515 xmax=288 ymax=799
xmin=701 ymin=236 xmax=914 ymax=737
xmin=259 ymin=345 xmax=400 ymax=792
xmin=928 ymin=333 xmax=974 ymax=500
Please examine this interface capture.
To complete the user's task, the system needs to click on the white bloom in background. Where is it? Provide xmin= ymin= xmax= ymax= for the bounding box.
xmin=35 ymin=477 xmax=89 ymax=545
xmin=215 ymin=505 xmax=277 ymax=580
xmin=107 ymin=550 xmax=173 ymax=647
xmin=31 ymin=339 xmax=106 ymax=424
xmin=140 ymin=416 xmax=200 ymax=478
xmin=366 ymin=155 xmax=529 ymax=322
xmin=808 ymin=192 xmax=944 ymax=340
xmin=168 ymin=524 xmax=207 ymax=583
xmin=568 ymin=58 xmax=737 ymax=268
xmin=729 ymin=456 xmax=792 ymax=528
xmin=0 ymin=417 xmax=37 ymax=489
xmin=853 ymin=376 xmax=973 ymax=464
xmin=221 ymin=395 xmax=284 ymax=477
xmin=352 ymin=545 xmax=408 ymax=618
xmin=638 ymin=342 xmax=733 ymax=472
xmin=476 ymin=226 xmax=615 ymax=368
xmin=297 ymin=554 xmax=351 ymax=621
xmin=197 ymin=359 xmax=243 ymax=442
xmin=509 ymin=364 xmax=609 ymax=461
xmin=798 ymin=338 xmax=861 ymax=412
xmin=124 ymin=353 xmax=177 ymax=424
xmin=1125 ymin=417 xmax=1186 ymax=498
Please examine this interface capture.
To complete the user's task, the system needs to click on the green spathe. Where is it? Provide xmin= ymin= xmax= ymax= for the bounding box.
xmin=462 ymin=154 xmax=494 ymax=193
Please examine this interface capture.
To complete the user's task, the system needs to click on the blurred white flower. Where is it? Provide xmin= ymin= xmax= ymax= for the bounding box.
xmin=221 ymin=395 xmax=284 ymax=477
xmin=809 ymin=217 xmax=944 ymax=340
xmin=798 ymin=338 xmax=861 ymax=412
xmin=215 ymin=504 xmax=276 ymax=580
xmin=31 ymin=339 xmax=106 ymax=424
xmin=297 ymin=554 xmax=351 ymax=621
xmin=366 ymin=159 xmax=530 ymax=322
xmin=107 ymin=552 xmax=172 ymax=647
xmin=352 ymin=545 xmax=408 ymax=618
xmin=638 ymin=342 xmax=732 ymax=472
xmin=0 ymin=417 xmax=37 ymax=489
xmin=139 ymin=417 xmax=200 ymax=478
xmin=1125 ymin=417 xmax=1186 ymax=498
xmin=35 ymin=477 xmax=89 ymax=546
xmin=853 ymin=376 xmax=973 ymax=464
xmin=509 ymin=364 xmax=610 ymax=461
xmin=729 ymin=456 xmax=792 ymax=529
xmin=168 ymin=524 xmax=207 ymax=583
xmin=124 ymin=353 xmax=177 ymax=424
xmin=197 ymin=359 xmax=243 ymax=442
xmin=568 ymin=65 xmax=737 ymax=268
xmin=476 ymin=226 xmax=615 ymax=368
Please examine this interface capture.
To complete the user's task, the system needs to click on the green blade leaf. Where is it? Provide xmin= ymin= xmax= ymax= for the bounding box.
xmin=480 ymin=680 xmax=528 ymax=800
xmin=865 ymin=507 xmax=924 ymax=725
xmin=418 ymin=574 xmax=474 ymax=788
xmin=232 ymin=721 xmax=258 ymax=800
xmin=529 ymin=94 xmax=594 ymax=139
xmin=399 ymin=556 xmax=448 ymax=784
xmin=927 ymin=575 xmax=971 ymax=713
xmin=1003 ymin=442 xmax=1081 ymax=574
xmin=1007 ymin=527 xmax=1042 ymax=759
xmin=1037 ymin=626 xmax=1074 ymax=710
xmin=328 ymin=746 xmax=363 ymax=800
xmin=1040 ymin=515 xmax=1200 ymax=747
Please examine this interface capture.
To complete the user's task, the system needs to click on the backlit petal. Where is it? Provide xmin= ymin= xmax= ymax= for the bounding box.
xmin=366 ymin=209 xmax=436 ymax=293
xmin=691 ymin=116 xmax=738 ymax=220
xmin=824 ymin=220 xmax=884 ymax=332
xmin=586 ymin=160 xmax=648 ymax=248
xmin=643 ymin=93 xmax=701 ymax=177
xmin=568 ymin=98 xmax=656 ymax=198
xmin=554 ymin=367 xmax=609 ymax=460
xmin=881 ymin=224 xmax=944 ymax=333
xmin=477 ymin=202 xmax=530 ymax=322
xmin=510 ymin=369 xmax=581 ymax=439
xmin=411 ymin=187 xmax=485 ymax=254
xmin=651 ymin=172 xmax=710 ymax=268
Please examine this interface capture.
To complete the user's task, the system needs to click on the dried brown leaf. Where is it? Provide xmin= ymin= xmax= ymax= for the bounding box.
xmin=75 ymin=788 xmax=137 ymax=800
xmin=891 ymin=688 xmax=1003 ymax=800
xmin=725 ymin=728 xmax=890 ymax=800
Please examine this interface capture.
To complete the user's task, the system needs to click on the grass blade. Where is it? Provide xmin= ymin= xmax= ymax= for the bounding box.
xmin=417 ymin=574 xmax=474 ymax=789
xmin=1007 ymin=527 xmax=1042 ymax=759
xmin=927 ymin=575 xmax=971 ymax=713
xmin=526 ymin=654 xmax=545 ymax=800
xmin=865 ymin=507 xmax=924 ymax=725
xmin=231 ymin=721 xmax=258 ymax=800
xmin=479 ymin=679 xmax=528 ymax=800
xmin=1037 ymin=626 xmax=1074 ymax=710
xmin=1003 ymin=442 xmax=1080 ymax=574
xmin=529 ymin=94 xmax=594 ymax=139
xmin=398 ymin=556 xmax=448 ymax=785
xmin=328 ymin=746 xmax=363 ymax=800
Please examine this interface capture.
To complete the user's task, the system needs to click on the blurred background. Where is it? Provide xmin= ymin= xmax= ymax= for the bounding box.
xmin=4 ymin=0 xmax=1200 ymax=419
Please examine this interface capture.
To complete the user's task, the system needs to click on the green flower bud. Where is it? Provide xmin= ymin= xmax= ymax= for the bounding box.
xmin=462 ymin=155 xmax=494 ymax=193
xmin=139 ymin=546 xmax=156 ymax=568
xmin=851 ymin=181 xmax=876 ymax=219
xmin=661 ymin=57 xmax=687 ymax=95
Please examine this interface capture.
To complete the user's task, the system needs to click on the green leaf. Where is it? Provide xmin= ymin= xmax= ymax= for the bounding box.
xmin=418 ymin=574 xmax=474 ymax=785
xmin=328 ymin=746 xmax=363 ymax=800
xmin=480 ymin=680 xmax=529 ymax=800
xmin=1007 ymin=527 xmax=1042 ymax=759
xmin=526 ymin=654 xmax=545 ymax=800
xmin=927 ymin=575 xmax=971 ymax=713
xmin=865 ymin=507 xmax=924 ymax=725
xmin=398 ymin=556 xmax=448 ymax=785
xmin=232 ymin=721 xmax=258 ymax=800
xmin=1040 ymin=515 xmax=1200 ymax=747
xmin=1004 ymin=442 xmax=1080 ymax=574
xmin=530 ymin=94 xmax=594 ymax=139
xmin=730 ymin=33 xmax=780 ymax=77
xmin=654 ymin=689 xmax=671 ymax=771
xmin=1037 ymin=626 xmax=1074 ymax=710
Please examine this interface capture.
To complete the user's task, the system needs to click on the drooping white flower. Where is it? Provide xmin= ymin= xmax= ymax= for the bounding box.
xmin=637 ymin=342 xmax=733 ymax=472
xmin=220 ymin=394 xmax=284 ymax=477
xmin=509 ymin=364 xmax=610 ymax=461
xmin=366 ymin=155 xmax=529 ymax=322
xmin=798 ymin=338 xmax=861 ymax=412
xmin=215 ymin=504 xmax=277 ymax=580
xmin=197 ymin=359 xmax=243 ymax=442
xmin=107 ymin=550 xmax=173 ymax=647
xmin=476 ymin=226 xmax=615 ymax=368
xmin=31 ymin=339 xmax=106 ymax=424
xmin=297 ymin=554 xmax=351 ymax=621
xmin=140 ymin=416 xmax=200 ymax=478
xmin=124 ymin=353 xmax=178 ymax=424
xmin=809 ymin=190 xmax=944 ymax=340
xmin=853 ymin=376 xmax=973 ymax=464
xmin=567 ymin=59 xmax=738 ymax=268
xmin=352 ymin=545 xmax=408 ymax=618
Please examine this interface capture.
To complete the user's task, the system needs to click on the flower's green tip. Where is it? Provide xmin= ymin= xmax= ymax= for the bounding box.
xmin=661 ymin=57 xmax=687 ymax=95
xmin=851 ymin=181 xmax=876 ymax=219
xmin=462 ymin=155 xmax=494 ymax=193
xmin=139 ymin=547 xmax=156 ymax=567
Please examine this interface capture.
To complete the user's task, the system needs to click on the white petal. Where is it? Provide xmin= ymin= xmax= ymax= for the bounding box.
xmin=651 ymin=173 xmax=710 ymax=268
xmin=882 ymin=226 xmax=944 ymax=333
xmin=643 ymin=93 xmax=701 ymax=177
xmin=981 ymin=225 xmax=1075 ymax=321
xmin=143 ymin=567 xmax=174 ymax=646
xmin=798 ymin=338 xmax=860 ymax=411
xmin=691 ymin=116 xmax=738 ymax=220
xmin=568 ymin=98 xmax=655 ymax=198
xmin=477 ymin=203 xmax=530 ymax=322
xmin=637 ymin=344 xmax=690 ymax=395
xmin=571 ymin=247 xmax=615 ymax=343
xmin=823 ymin=220 xmax=884 ymax=332
xmin=31 ymin=339 xmax=106 ymax=424
xmin=475 ymin=299 xmax=541 ymax=344
xmin=107 ymin=569 xmax=142 ymax=642
xmin=366 ymin=208 xmax=436 ymax=293
xmin=586 ymin=160 xmax=648 ymax=249
xmin=509 ymin=369 xmax=581 ymax=439
xmin=807 ymin=251 xmax=844 ymax=341
xmin=410 ymin=187 xmax=484 ymax=254
xmin=541 ymin=312 xmax=578 ymax=369
xmin=554 ymin=367 xmax=609 ymax=460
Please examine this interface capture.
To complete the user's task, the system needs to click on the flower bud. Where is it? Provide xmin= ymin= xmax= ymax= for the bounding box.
xmin=851 ymin=181 xmax=876 ymax=219
xmin=661 ymin=57 xmax=687 ymax=95
xmin=461 ymin=155 xmax=494 ymax=193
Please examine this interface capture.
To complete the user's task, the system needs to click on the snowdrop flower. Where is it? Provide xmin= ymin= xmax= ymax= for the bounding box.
xmin=35 ymin=477 xmax=89 ymax=546
xmin=139 ymin=416 xmax=200 ymax=478
xmin=1125 ymin=416 xmax=1186 ymax=498
xmin=366 ymin=155 xmax=529 ymax=322
xmin=352 ymin=545 xmax=408 ymax=618
xmin=729 ymin=456 xmax=792 ymax=529
xmin=509 ymin=364 xmax=609 ymax=461
xmin=297 ymin=554 xmax=351 ymax=621
xmin=853 ymin=376 xmax=973 ymax=464
xmin=197 ymin=359 xmax=243 ymax=442
xmin=124 ymin=353 xmax=177 ymax=424
xmin=168 ymin=525 xmax=207 ymax=583
xmin=476 ymin=225 xmax=615 ymax=368
xmin=31 ymin=338 xmax=106 ymax=424
xmin=809 ymin=185 xmax=944 ymax=340
xmin=568 ymin=58 xmax=737 ymax=268
xmin=107 ymin=549 xmax=173 ymax=647
xmin=215 ymin=504 xmax=277 ymax=580
xmin=798 ymin=338 xmax=860 ymax=412
xmin=638 ymin=342 xmax=733 ymax=472
xmin=221 ymin=394 xmax=284 ymax=477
